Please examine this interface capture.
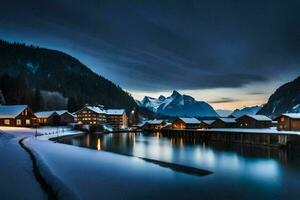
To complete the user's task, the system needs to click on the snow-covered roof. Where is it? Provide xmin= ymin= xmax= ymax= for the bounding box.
xmin=75 ymin=106 xmax=106 ymax=115
xmin=87 ymin=106 xmax=106 ymax=114
xmin=0 ymin=105 xmax=29 ymax=118
xmin=282 ymin=113 xmax=300 ymax=119
xmin=202 ymin=120 xmax=215 ymax=125
xmin=35 ymin=111 xmax=57 ymax=118
xmin=146 ymin=119 xmax=165 ymax=125
xmin=54 ymin=110 xmax=68 ymax=116
xmin=178 ymin=117 xmax=201 ymax=124
xmin=106 ymin=109 xmax=125 ymax=115
xmin=218 ymin=118 xmax=236 ymax=123
xmin=239 ymin=114 xmax=272 ymax=121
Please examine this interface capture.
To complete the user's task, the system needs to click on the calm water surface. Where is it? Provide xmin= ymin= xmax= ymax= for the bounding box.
xmin=57 ymin=132 xmax=300 ymax=199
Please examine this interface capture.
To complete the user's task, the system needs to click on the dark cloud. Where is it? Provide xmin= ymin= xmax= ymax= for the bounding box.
xmin=208 ymin=98 xmax=239 ymax=104
xmin=0 ymin=0 xmax=300 ymax=92
xmin=248 ymin=92 xmax=265 ymax=95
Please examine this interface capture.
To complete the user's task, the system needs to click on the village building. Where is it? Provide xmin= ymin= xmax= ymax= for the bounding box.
xmin=142 ymin=119 xmax=166 ymax=130
xmin=35 ymin=111 xmax=60 ymax=126
xmin=276 ymin=113 xmax=300 ymax=131
xmin=106 ymin=109 xmax=128 ymax=128
xmin=171 ymin=117 xmax=201 ymax=129
xmin=236 ymin=114 xmax=272 ymax=128
xmin=200 ymin=120 xmax=215 ymax=129
xmin=74 ymin=105 xmax=106 ymax=125
xmin=0 ymin=105 xmax=36 ymax=127
xmin=56 ymin=110 xmax=75 ymax=125
xmin=210 ymin=118 xmax=237 ymax=128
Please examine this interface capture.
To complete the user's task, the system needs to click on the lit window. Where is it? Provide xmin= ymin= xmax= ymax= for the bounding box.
xmin=26 ymin=120 xmax=30 ymax=125
xmin=281 ymin=117 xmax=284 ymax=122
xmin=16 ymin=119 xmax=21 ymax=126
xmin=4 ymin=119 xmax=10 ymax=125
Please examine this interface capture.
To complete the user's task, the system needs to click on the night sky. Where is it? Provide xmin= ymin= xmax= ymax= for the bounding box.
xmin=1 ymin=0 xmax=300 ymax=110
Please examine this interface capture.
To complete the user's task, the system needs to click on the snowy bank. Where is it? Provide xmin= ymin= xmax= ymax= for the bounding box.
xmin=0 ymin=128 xmax=46 ymax=200
xmin=25 ymin=138 xmax=213 ymax=200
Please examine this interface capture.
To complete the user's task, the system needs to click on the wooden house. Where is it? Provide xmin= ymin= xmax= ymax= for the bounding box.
xmin=276 ymin=113 xmax=300 ymax=131
xmin=56 ymin=110 xmax=75 ymax=125
xmin=171 ymin=117 xmax=201 ymax=129
xmin=142 ymin=119 xmax=166 ymax=130
xmin=236 ymin=115 xmax=272 ymax=128
xmin=0 ymin=105 xmax=36 ymax=127
xmin=35 ymin=111 xmax=60 ymax=126
xmin=200 ymin=120 xmax=215 ymax=129
xmin=106 ymin=109 xmax=128 ymax=128
xmin=74 ymin=105 xmax=106 ymax=125
xmin=211 ymin=118 xmax=237 ymax=128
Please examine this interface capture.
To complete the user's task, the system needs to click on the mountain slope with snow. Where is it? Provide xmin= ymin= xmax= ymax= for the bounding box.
xmin=230 ymin=105 xmax=263 ymax=118
xmin=137 ymin=91 xmax=218 ymax=117
xmin=259 ymin=75 xmax=300 ymax=117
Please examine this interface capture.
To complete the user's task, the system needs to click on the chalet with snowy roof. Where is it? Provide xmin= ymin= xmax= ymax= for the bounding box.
xmin=276 ymin=113 xmax=300 ymax=131
xmin=55 ymin=110 xmax=75 ymax=125
xmin=142 ymin=119 xmax=166 ymax=130
xmin=0 ymin=105 xmax=36 ymax=127
xmin=200 ymin=120 xmax=215 ymax=129
xmin=74 ymin=105 xmax=106 ymax=125
xmin=35 ymin=111 xmax=60 ymax=126
xmin=211 ymin=118 xmax=237 ymax=128
xmin=106 ymin=109 xmax=128 ymax=128
xmin=172 ymin=117 xmax=201 ymax=129
xmin=236 ymin=114 xmax=272 ymax=128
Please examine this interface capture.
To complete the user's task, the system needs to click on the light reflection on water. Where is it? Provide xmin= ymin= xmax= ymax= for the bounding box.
xmin=57 ymin=132 xmax=300 ymax=197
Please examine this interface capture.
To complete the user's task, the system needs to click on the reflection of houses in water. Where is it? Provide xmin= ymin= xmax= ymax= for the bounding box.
xmin=97 ymin=138 xmax=101 ymax=150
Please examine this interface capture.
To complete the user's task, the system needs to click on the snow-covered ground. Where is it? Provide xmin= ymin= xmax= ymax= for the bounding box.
xmin=2 ymin=126 xmax=299 ymax=199
xmin=24 ymin=136 xmax=229 ymax=199
xmin=0 ymin=128 xmax=46 ymax=200
xmin=0 ymin=126 xmax=214 ymax=199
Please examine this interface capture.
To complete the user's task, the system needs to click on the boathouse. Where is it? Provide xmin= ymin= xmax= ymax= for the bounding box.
xmin=171 ymin=117 xmax=201 ymax=129
xmin=200 ymin=120 xmax=215 ymax=129
xmin=236 ymin=114 xmax=272 ymax=128
xmin=35 ymin=111 xmax=60 ymax=126
xmin=106 ymin=109 xmax=128 ymax=128
xmin=74 ymin=105 xmax=106 ymax=125
xmin=0 ymin=105 xmax=36 ymax=127
xmin=142 ymin=119 xmax=166 ymax=130
xmin=276 ymin=113 xmax=300 ymax=131
xmin=211 ymin=118 xmax=237 ymax=128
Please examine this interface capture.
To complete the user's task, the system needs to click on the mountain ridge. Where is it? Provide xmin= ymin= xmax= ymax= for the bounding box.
xmin=0 ymin=39 xmax=138 ymax=113
xmin=137 ymin=90 xmax=218 ymax=117
xmin=259 ymin=75 xmax=300 ymax=117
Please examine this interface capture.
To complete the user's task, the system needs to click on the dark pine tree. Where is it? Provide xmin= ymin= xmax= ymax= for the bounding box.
xmin=33 ymin=86 xmax=43 ymax=111
xmin=67 ymin=97 xmax=78 ymax=112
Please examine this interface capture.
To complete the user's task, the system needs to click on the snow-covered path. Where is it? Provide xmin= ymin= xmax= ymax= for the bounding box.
xmin=0 ymin=129 xmax=46 ymax=200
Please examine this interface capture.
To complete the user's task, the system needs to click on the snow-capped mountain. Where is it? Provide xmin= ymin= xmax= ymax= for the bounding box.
xmin=136 ymin=90 xmax=218 ymax=117
xmin=216 ymin=109 xmax=233 ymax=117
xmin=230 ymin=105 xmax=263 ymax=118
xmin=259 ymin=75 xmax=300 ymax=117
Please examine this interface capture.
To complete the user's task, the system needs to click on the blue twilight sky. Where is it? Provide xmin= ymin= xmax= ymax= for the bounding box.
xmin=0 ymin=0 xmax=300 ymax=110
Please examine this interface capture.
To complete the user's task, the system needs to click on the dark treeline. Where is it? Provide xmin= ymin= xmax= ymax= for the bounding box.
xmin=0 ymin=39 xmax=140 ymax=113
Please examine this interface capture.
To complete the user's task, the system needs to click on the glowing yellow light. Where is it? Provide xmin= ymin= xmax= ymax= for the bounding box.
xmin=97 ymin=138 xmax=101 ymax=150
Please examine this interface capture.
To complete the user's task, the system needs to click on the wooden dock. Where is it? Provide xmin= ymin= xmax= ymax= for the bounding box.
xmin=160 ymin=129 xmax=300 ymax=148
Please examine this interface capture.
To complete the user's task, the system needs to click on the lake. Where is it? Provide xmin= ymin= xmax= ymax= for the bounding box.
xmin=56 ymin=132 xmax=300 ymax=200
